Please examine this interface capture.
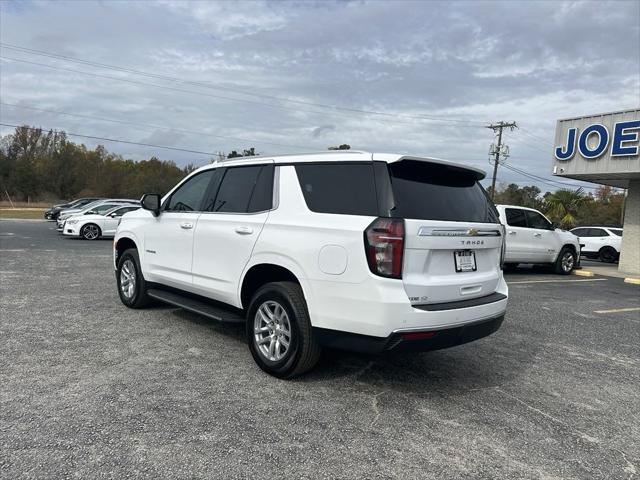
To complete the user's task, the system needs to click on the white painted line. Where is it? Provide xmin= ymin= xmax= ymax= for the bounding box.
xmin=594 ymin=307 xmax=640 ymax=314
xmin=0 ymin=249 xmax=26 ymax=252
xmin=508 ymin=279 xmax=608 ymax=285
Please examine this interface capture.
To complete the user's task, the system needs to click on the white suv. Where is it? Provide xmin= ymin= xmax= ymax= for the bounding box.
xmin=114 ymin=152 xmax=508 ymax=377
xmin=495 ymin=204 xmax=581 ymax=274
xmin=570 ymin=226 xmax=622 ymax=263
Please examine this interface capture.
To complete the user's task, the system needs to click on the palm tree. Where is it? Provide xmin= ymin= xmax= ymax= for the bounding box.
xmin=544 ymin=188 xmax=587 ymax=229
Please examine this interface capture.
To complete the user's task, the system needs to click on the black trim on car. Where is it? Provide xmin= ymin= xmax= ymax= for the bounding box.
xmin=313 ymin=314 xmax=505 ymax=354
xmin=413 ymin=292 xmax=506 ymax=311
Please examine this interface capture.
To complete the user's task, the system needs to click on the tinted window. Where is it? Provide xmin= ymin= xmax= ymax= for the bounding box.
xmin=525 ymin=210 xmax=551 ymax=230
xmin=610 ymin=229 xmax=623 ymax=237
xmin=590 ymin=228 xmax=608 ymax=237
xmin=201 ymin=168 xmax=226 ymax=212
xmin=572 ymin=228 xmax=586 ymax=236
xmin=92 ymin=203 xmax=119 ymax=213
xmin=505 ymin=208 xmax=527 ymax=227
xmin=295 ymin=163 xmax=378 ymax=216
xmin=248 ymin=165 xmax=274 ymax=212
xmin=112 ymin=206 xmax=139 ymax=216
xmin=211 ymin=165 xmax=269 ymax=213
xmin=165 ymin=170 xmax=215 ymax=212
xmin=387 ymin=160 xmax=498 ymax=223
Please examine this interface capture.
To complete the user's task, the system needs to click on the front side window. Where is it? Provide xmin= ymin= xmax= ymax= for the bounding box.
xmin=572 ymin=228 xmax=586 ymax=237
xmin=111 ymin=206 xmax=139 ymax=217
xmin=209 ymin=165 xmax=273 ymax=213
xmin=165 ymin=170 xmax=216 ymax=212
xmin=92 ymin=203 xmax=119 ymax=214
xmin=525 ymin=210 xmax=552 ymax=230
xmin=295 ymin=163 xmax=378 ymax=216
xmin=505 ymin=208 xmax=527 ymax=227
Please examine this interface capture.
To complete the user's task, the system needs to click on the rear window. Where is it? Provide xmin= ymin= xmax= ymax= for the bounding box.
xmin=387 ymin=160 xmax=498 ymax=223
xmin=295 ymin=163 xmax=378 ymax=216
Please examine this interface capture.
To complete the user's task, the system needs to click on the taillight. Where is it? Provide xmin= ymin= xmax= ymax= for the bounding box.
xmin=364 ymin=217 xmax=405 ymax=279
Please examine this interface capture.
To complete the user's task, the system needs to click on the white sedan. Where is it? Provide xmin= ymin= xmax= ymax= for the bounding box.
xmin=63 ymin=205 xmax=140 ymax=240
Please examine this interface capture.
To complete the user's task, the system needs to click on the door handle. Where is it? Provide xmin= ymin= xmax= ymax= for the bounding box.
xmin=508 ymin=231 xmax=516 ymax=235
xmin=534 ymin=232 xmax=542 ymax=237
xmin=235 ymin=226 xmax=253 ymax=235
xmin=180 ymin=222 xmax=194 ymax=229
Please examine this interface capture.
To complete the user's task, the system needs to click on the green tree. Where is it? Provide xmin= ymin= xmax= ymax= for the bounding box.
xmin=544 ymin=188 xmax=587 ymax=228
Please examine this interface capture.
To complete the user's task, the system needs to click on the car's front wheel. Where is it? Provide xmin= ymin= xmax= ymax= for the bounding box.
xmin=80 ymin=223 xmax=101 ymax=240
xmin=116 ymin=248 xmax=150 ymax=308
xmin=554 ymin=247 xmax=576 ymax=275
xmin=246 ymin=282 xmax=321 ymax=379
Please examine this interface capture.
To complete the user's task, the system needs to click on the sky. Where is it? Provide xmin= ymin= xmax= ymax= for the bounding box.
xmin=1 ymin=0 xmax=639 ymax=192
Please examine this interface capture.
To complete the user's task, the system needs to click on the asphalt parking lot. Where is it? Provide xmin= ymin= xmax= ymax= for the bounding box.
xmin=1 ymin=220 xmax=639 ymax=479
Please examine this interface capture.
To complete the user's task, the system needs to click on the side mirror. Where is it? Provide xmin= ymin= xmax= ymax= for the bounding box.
xmin=141 ymin=193 xmax=161 ymax=216
xmin=551 ymin=222 xmax=559 ymax=230
xmin=86 ymin=210 xmax=96 ymax=215
xmin=108 ymin=212 xmax=118 ymax=218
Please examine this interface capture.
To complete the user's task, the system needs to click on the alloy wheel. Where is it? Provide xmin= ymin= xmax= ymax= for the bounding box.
xmin=83 ymin=224 xmax=100 ymax=240
xmin=253 ymin=300 xmax=292 ymax=362
xmin=561 ymin=251 xmax=575 ymax=272
xmin=120 ymin=259 xmax=137 ymax=300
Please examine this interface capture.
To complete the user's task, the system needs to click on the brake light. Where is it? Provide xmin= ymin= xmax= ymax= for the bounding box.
xmin=364 ymin=217 xmax=405 ymax=279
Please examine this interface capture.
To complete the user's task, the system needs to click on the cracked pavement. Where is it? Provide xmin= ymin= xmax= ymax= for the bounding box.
xmin=1 ymin=220 xmax=639 ymax=479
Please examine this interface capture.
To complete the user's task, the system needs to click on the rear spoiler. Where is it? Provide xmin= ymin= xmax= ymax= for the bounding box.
xmin=389 ymin=156 xmax=487 ymax=181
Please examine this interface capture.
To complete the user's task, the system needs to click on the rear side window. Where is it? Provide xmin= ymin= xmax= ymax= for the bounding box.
xmin=610 ymin=229 xmax=623 ymax=237
xmin=387 ymin=160 xmax=498 ymax=223
xmin=505 ymin=208 xmax=527 ymax=227
xmin=209 ymin=164 xmax=274 ymax=213
xmin=295 ymin=163 xmax=378 ymax=216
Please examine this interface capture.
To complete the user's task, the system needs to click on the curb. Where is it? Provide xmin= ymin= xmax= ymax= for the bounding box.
xmin=572 ymin=269 xmax=594 ymax=277
xmin=624 ymin=277 xmax=640 ymax=285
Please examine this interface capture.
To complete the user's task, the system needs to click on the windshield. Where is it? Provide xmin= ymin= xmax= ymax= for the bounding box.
xmin=387 ymin=160 xmax=498 ymax=223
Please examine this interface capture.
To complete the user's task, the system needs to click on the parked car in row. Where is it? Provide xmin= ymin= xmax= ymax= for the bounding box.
xmin=113 ymin=151 xmax=508 ymax=378
xmin=495 ymin=204 xmax=581 ymax=274
xmin=57 ymin=199 xmax=139 ymax=230
xmin=44 ymin=197 xmax=102 ymax=220
xmin=570 ymin=226 xmax=622 ymax=263
xmin=63 ymin=204 xmax=140 ymax=240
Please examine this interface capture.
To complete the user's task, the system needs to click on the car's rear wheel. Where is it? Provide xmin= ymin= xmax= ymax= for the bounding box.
xmin=554 ymin=247 xmax=576 ymax=275
xmin=116 ymin=248 xmax=150 ymax=308
xmin=246 ymin=282 xmax=321 ymax=379
xmin=599 ymin=246 xmax=618 ymax=263
xmin=81 ymin=223 xmax=101 ymax=240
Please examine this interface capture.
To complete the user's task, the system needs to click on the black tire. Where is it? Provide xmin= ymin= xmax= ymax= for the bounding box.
xmin=116 ymin=248 xmax=150 ymax=308
xmin=246 ymin=281 xmax=321 ymax=379
xmin=553 ymin=247 xmax=576 ymax=275
xmin=80 ymin=223 xmax=101 ymax=240
xmin=598 ymin=247 xmax=618 ymax=264
xmin=503 ymin=263 xmax=518 ymax=272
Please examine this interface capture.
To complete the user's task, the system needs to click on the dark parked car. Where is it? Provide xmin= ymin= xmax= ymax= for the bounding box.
xmin=44 ymin=197 xmax=102 ymax=220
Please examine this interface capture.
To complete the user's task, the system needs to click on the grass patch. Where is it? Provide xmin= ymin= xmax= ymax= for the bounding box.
xmin=0 ymin=209 xmax=46 ymax=219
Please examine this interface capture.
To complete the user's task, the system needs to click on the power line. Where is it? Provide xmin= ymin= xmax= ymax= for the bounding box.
xmin=0 ymin=102 xmax=315 ymax=151
xmin=501 ymin=162 xmax=599 ymax=191
xmin=0 ymin=122 xmax=217 ymax=156
xmin=0 ymin=43 xmax=488 ymax=126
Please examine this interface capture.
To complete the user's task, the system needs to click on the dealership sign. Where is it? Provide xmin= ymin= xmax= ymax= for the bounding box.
xmin=555 ymin=120 xmax=640 ymax=161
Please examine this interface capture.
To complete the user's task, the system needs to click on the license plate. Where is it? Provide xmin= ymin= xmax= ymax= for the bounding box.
xmin=454 ymin=250 xmax=476 ymax=272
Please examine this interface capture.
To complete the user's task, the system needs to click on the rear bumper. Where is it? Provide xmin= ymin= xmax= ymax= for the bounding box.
xmin=314 ymin=314 xmax=505 ymax=354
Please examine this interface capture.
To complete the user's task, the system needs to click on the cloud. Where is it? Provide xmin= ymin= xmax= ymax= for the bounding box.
xmin=0 ymin=0 xmax=638 ymax=191
xmin=311 ymin=125 xmax=335 ymax=138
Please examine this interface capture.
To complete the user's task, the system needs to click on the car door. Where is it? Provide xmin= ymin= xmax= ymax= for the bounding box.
xmin=103 ymin=206 xmax=140 ymax=236
xmin=589 ymin=228 xmax=609 ymax=252
xmin=524 ymin=209 xmax=557 ymax=262
xmin=191 ymin=163 xmax=274 ymax=306
xmin=144 ymin=169 xmax=217 ymax=289
xmin=503 ymin=208 xmax=533 ymax=261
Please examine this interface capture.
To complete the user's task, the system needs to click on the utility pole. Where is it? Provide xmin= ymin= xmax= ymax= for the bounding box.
xmin=487 ymin=121 xmax=518 ymax=200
